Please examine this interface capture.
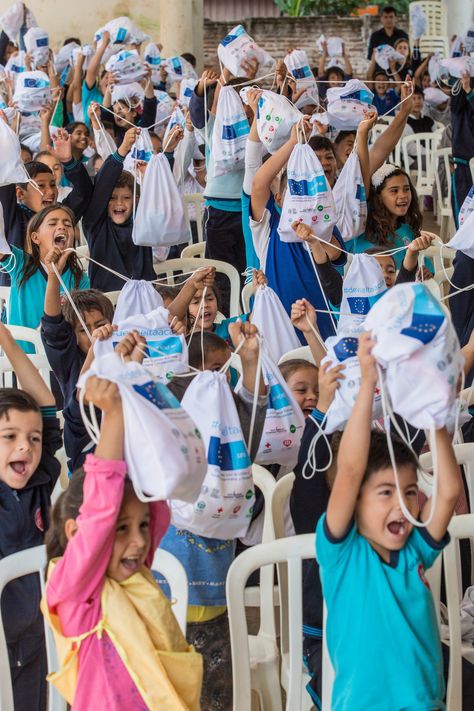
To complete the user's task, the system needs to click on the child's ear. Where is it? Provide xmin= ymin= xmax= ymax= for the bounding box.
xmin=16 ymin=185 xmax=26 ymax=202
xmin=64 ymin=518 xmax=78 ymax=541
xmin=30 ymin=230 xmax=41 ymax=246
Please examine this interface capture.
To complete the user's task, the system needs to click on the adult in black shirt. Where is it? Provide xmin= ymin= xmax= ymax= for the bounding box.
xmin=367 ymin=5 xmax=409 ymax=60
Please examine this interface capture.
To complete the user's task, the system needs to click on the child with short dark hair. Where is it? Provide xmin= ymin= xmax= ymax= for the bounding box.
xmin=0 ymin=321 xmax=61 ymax=711
xmin=82 ymin=127 xmax=156 ymax=291
xmin=317 ymin=332 xmax=462 ymax=710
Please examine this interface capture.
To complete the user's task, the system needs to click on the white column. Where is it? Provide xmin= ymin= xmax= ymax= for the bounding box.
xmin=159 ymin=0 xmax=197 ymax=58
xmin=446 ymin=0 xmax=474 ymax=38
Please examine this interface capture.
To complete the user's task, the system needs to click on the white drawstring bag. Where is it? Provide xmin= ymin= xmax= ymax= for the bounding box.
xmin=171 ymin=370 xmax=254 ymax=538
xmin=337 ymin=254 xmax=387 ymax=337
xmin=326 ymin=79 xmax=376 ymax=130
xmin=465 ymin=26 xmax=474 ymax=54
xmin=162 ymin=56 xmax=197 ymax=83
xmin=129 ymin=127 xmax=154 ymax=163
xmin=323 ymin=334 xmax=382 ymax=433
xmin=162 ymin=106 xmax=186 ymax=150
xmin=132 ymin=153 xmax=191 ymax=247
xmin=95 ymin=17 xmax=149 ymax=46
xmin=154 ymin=90 xmax=174 ymax=127
xmin=374 ymin=44 xmax=406 ymax=72
xmin=295 ymin=87 xmax=320 ymax=111
xmin=212 ymin=86 xmax=249 ymax=177
xmin=423 ymin=87 xmax=449 ymax=107
xmin=111 ymin=82 xmax=145 ymax=109
xmin=333 ymin=150 xmax=368 ymax=242
xmin=5 ymin=50 xmax=26 ymax=82
xmin=55 ymin=41 xmax=79 ymax=75
xmin=251 ymin=285 xmax=300 ymax=362
xmin=428 ymin=53 xmax=444 ymax=83
xmin=278 ymin=142 xmax=336 ymax=243
xmin=447 ymin=206 xmax=474 ymax=259
xmin=218 ymin=24 xmax=273 ymax=78
xmin=24 ymin=27 xmax=49 ymax=68
xmin=78 ymin=352 xmax=206 ymax=503
xmin=95 ymin=305 xmax=189 ymax=381
xmin=105 ymin=50 xmax=148 ymax=85
xmin=0 ymin=114 xmax=30 ymax=185
xmin=255 ymin=90 xmax=302 ymax=154
xmin=439 ymin=56 xmax=474 ymax=78
xmin=114 ymin=280 xmax=164 ymax=322
xmin=364 ymin=283 xmax=463 ymax=430
xmin=0 ymin=1 xmax=32 ymax=42
xmin=458 ymin=185 xmax=474 ymax=227
xmin=144 ymin=42 xmax=162 ymax=87
xmin=284 ymin=49 xmax=317 ymax=91
xmin=251 ymin=345 xmax=305 ymax=468
xmin=316 ymin=35 xmax=343 ymax=57
xmin=410 ymin=5 xmax=427 ymax=40
xmin=179 ymin=77 xmax=198 ymax=108
xmin=13 ymin=71 xmax=50 ymax=113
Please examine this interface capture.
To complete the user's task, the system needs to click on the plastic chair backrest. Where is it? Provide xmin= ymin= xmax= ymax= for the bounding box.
xmin=418 ymin=35 xmax=450 ymax=57
xmin=443 ymin=514 xmax=474 ymax=711
xmin=226 ymin=533 xmax=322 ymax=711
xmin=182 ymin=193 xmax=204 ymax=243
xmin=271 ymin=472 xmax=295 ymax=661
xmin=0 ymin=545 xmax=66 ymax=711
xmin=180 ymin=242 xmax=205 ymax=259
xmin=420 ymin=443 xmax=474 ymax=514
xmin=153 ymin=258 xmax=241 ymax=317
xmin=401 ymin=133 xmax=440 ymax=196
xmin=409 ymin=1 xmax=447 ymax=36
xmin=418 ymin=242 xmax=456 ymax=274
xmin=104 ymin=290 xmax=122 ymax=307
xmin=151 ymin=548 xmax=189 ymax=636
xmin=0 ymin=353 xmax=52 ymax=389
xmin=241 ymin=281 xmax=253 ymax=314
xmin=278 ymin=346 xmax=316 ymax=366
xmin=1 ymin=325 xmax=46 ymax=354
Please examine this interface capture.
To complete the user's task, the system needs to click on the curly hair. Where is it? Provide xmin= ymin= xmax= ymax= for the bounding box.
xmin=19 ymin=205 xmax=83 ymax=290
xmin=364 ymin=168 xmax=422 ymax=248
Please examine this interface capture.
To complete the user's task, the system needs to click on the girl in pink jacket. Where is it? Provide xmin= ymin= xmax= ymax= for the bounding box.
xmin=43 ymin=333 xmax=202 ymax=711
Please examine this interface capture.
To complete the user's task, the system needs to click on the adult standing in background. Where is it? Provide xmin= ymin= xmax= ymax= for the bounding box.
xmin=367 ymin=5 xmax=409 ymax=60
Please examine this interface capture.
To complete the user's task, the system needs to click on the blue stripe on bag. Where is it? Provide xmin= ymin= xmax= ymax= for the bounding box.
xmin=208 ymin=437 xmax=251 ymax=471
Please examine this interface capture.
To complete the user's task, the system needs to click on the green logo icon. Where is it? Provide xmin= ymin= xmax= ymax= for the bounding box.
xmin=290 ymin=424 xmax=296 ymax=433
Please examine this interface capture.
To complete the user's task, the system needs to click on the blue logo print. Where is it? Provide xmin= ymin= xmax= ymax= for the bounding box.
xmin=208 ymin=437 xmax=251 ymax=471
xmin=400 ymin=284 xmax=444 ymax=345
xmin=333 ymin=337 xmax=358 ymax=362
xmin=288 ymin=175 xmax=327 ymax=197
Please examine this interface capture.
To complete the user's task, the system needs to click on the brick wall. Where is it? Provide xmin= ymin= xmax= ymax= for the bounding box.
xmin=203 ymin=15 xmax=409 ymax=78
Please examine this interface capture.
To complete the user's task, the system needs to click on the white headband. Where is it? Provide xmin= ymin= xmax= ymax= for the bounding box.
xmin=371 ymin=162 xmax=399 ymax=189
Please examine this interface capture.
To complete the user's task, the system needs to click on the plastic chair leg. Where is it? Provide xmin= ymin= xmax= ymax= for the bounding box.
xmin=252 ymin=661 xmax=283 ymax=711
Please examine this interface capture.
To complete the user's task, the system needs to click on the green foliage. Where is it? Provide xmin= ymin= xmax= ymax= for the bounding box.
xmin=273 ymin=0 xmax=409 ymax=16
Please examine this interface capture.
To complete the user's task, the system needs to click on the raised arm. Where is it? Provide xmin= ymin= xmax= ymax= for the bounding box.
xmin=318 ymin=41 xmax=328 ymax=78
xmin=290 ymin=298 xmax=327 ymax=366
xmin=0 ymin=323 xmax=55 ymax=407
xmin=357 ymin=110 xmax=378 ymax=194
xmin=85 ymin=31 xmax=110 ymax=90
xmin=229 ymin=321 xmax=266 ymax=396
xmin=326 ymin=333 xmax=377 ymax=538
xmin=369 ymin=79 xmax=413 ymax=174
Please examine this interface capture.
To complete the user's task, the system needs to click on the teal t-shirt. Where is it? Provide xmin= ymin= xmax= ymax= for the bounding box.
xmin=346 ymin=223 xmax=415 ymax=269
xmin=82 ymin=80 xmax=103 ymax=129
xmin=4 ymin=246 xmax=90 ymax=353
xmin=316 ymin=513 xmax=447 ymax=711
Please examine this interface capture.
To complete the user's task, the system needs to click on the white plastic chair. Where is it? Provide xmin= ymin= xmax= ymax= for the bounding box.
xmin=409 ymin=1 xmax=447 ymax=35
xmin=51 ymin=447 xmax=70 ymax=505
xmin=227 ymin=534 xmax=328 ymax=711
xmin=237 ymin=464 xmax=282 ymax=710
xmin=420 ymin=443 xmax=474 ymax=516
xmin=1 ymin=325 xmax=46 ymax=354
xmin=0 ymin=324 xmax=50 ymax=388
xmin=151 ymin=548 xmax=189 ymax=636
xmin=443 ymin=514 xmax=474 ymax=711
xmin=182 ymin=193 xmax=205 ymax=243
xmin=241 ymin=281 xmax=253 ymax=314
xmin=104 ymin=290 xmax=122 ymax=307
xmin=180 ymin=242 xmax=205 ymax=259
xmin=278 ymin=346 xmax=316 ymax=366
xmin=401 ymin=133 xmax=440 ymax=207
xmin=0 ymin=545 xmax=66 ymax=711
xmin=153 ymin=257 xmax=241 ymax=317
xmin=271 ymin=473 xmax=313 ymax=711
xmin=434 ymin=147 xmax=455 ymax=242
xmin=433 ymin=265 xmax=454 ymax=299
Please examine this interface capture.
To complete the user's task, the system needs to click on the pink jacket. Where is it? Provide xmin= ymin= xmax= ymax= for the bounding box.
xmin=46 ymin=454 xmax=171 ymax=710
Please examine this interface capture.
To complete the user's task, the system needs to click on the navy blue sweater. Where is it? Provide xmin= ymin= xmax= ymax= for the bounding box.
xmin=82 ymin=152 xmax=155 ymax=292
xmin=0 ymin=410 xmax=61 ymax=665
